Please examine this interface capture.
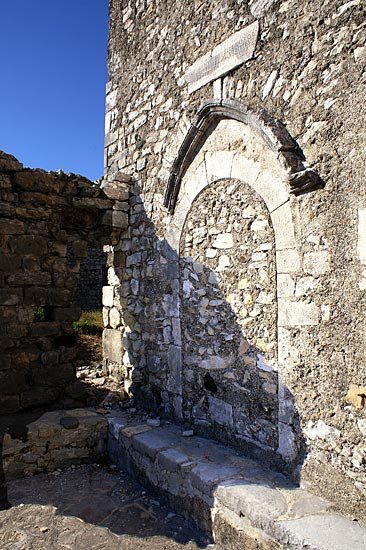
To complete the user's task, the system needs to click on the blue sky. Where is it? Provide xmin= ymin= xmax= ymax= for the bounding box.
xmin=0 ymin=1 xmax=109 ymax=181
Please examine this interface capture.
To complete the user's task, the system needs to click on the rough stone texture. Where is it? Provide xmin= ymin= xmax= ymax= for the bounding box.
xmin=0 ymin=151 xmax=129 ymax=410
xmin=180 ymin=179 xmax=278 ymax=452
xmin=73 ymin=248 xmax=107 ymax=311
xmin=107 ymin=413 xmax=366 ymax=549
xmin=104 ymin=0 xmax=366 ymax=521
xmin=2 ymin=408 xmax=108 ymax=480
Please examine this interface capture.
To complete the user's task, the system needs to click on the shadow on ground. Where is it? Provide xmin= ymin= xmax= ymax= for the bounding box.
xmin=2 ymin=462 xmax=209 ymax=549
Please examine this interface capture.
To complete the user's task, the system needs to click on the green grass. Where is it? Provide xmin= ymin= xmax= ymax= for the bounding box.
xmin=73 ymin=310 xmax=103 ymax=335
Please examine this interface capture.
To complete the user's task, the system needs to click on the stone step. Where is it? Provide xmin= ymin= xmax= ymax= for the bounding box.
xmin=107 ymin=412 xmax=366 ymax=550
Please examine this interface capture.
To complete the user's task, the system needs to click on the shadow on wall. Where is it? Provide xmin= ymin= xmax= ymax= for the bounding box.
xmin=103 ymin=180 xmax=307 ymax=477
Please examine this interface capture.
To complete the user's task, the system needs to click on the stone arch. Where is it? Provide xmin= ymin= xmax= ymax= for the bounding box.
xmin=164 ymin=101 xmax=322 ymax=464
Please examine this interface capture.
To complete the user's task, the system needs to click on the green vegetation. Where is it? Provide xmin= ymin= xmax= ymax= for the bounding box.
xmin=73 ymin=310 xmax=103 ymax=335
xmin=34 ymin=306 xmax=46 ymax=322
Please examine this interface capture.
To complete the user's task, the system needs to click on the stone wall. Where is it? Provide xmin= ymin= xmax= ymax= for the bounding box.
xmin=0 ymin=151 xmax=128 ymax=412
xmin=103 ymin=0 xmax=366 ymax=517
xmin=180 ymin=178 xmax=278 ymax=453
xmin=2 ymin=409 xmax=107 ymax=480
xmin=73 ymin=248 xmax=107 ymax=311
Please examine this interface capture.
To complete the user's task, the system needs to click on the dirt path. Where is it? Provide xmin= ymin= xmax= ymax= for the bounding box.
xmin=0 ymin=463 xmax=214 ymax=550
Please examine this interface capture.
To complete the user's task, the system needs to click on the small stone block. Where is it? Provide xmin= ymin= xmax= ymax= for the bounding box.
xmin=132 ymin=430 xmax=180 ymax=459
xmin=121 ymin=425 xmax=151 ymax=438
xmin=157 ymin=448 xmax=190 ymax=472
xmin=60 ymin=417 xmax=79 ymax=430
xmin=191 ymin=463 xmax=242 ymax=495
xmin=147 ymin=419 xmax=161 ymax=428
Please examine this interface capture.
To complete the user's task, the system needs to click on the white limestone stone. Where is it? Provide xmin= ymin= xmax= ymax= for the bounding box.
xmin=357 ymin=209 xmax=366 ymax=264
xmin=205 ymin=151 xmax=235 ymax=183
xmin=231 ymin=153 xmax=261 ymax=185
xmin=184 ymin=21 xmax=259 ymax=93
xmin=252 ymin=168 xmax=288 ymax=213
xmin=102 ymin=286 xmax=114 ymax=307
xmin=303 ymin=251 xmax=330 ymax=276
xmin=212 ymin=233 xmax=234 ymax=249
xmin=278 ymin=299 xmax=319 ymax=327
xmin=262 ymin=70 xmax=278 ymax=100
xmin=271 ymin=201 xmax=296 ymax=250
xmin=110 ymin=307 xmax=121 ymax=329
xmin=277 ymin=274 xmax=295 ymax=297
xmin=276 ymin=249 xmax=301 ymax=273
xmin=215 ymin=254 xmax=231 ymax=271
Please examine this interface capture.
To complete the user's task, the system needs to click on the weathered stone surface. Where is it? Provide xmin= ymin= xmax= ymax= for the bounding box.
xmin=276 ymin=515 xmax=366 ymax=550
xmin=0 ymin=154 xmax=126 ymax=411
xmin=102 ymin=181 xmax=130 ymax=201
xmin=278 ymin=299 xmax=319 ymax=327
xmin=108 ymin=413 xmax=366 ymax=546
xmin=191 ymin=463 xmax=241 ymax=494
xmin=0 ymin=253 xmax=22 ymax=272
xmin=9 ymin=235 xmax=48 ymax=255
xmin=0 ymin=218 xmax=24 ymax=234
xmin=101 ymin=210 xmax=129 ymax=229
xmin=157 ymin=448 xmax=189 ymax=472
xmin=184 ymin=21 xmax=259 ymax=93
xmin=29 ymin=322 xmax=61 ymax=337
xmin=215 ymin=480 xmax=288 ymax=535
xmin=102 ymin=285 xmax=114 ymax=307
xmin=303 ymin=251 xmax=330 ymax=276
xmin=132 ymin=429 xmax=180 ymax=459
xmin=102 ymin=328 xmax=124 ymax=364
xmin=2 ymin=408 xmax=108 ymax=480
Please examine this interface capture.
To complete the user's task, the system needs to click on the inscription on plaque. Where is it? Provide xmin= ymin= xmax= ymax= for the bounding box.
xmin=184 ymin=21 xmax=259 ymax=94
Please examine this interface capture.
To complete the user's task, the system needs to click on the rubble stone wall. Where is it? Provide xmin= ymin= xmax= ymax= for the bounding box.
xmin=73 ymin=248 xmax=107 ymax=311
xmin=2 ymin=408 xmax=108 ymax=480
xmin=0 ymin=151 xmax=129 ymax=412
xmin=103 ymin=0 xmax=366 ymax=517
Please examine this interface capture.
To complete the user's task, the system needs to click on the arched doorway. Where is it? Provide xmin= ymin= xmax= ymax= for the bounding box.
xmin=164 ymin=101 xmax=321 ymax=464
xmin=179 ymin=177 xmax=278 ymax=453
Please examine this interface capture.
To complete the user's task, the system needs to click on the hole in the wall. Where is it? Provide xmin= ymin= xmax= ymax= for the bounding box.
xmin=33 ymin=306 xmax=53 ymax=322
xmin=204 ymin=373 xmax=217 ymax=394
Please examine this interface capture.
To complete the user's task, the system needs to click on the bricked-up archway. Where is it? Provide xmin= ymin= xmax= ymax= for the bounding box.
xmin=179 ymin=178 xmax=279 ymax=454
xmin=0 ymin=151 xmax=130 ymax=413
xmin=164 ymin=102 xmax=323 ymax=464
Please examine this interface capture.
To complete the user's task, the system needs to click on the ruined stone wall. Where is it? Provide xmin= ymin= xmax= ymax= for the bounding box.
xmin=104 ymin=0 xmax=366 ymax=518
xmin=0 ymin=151 xmax=128 ymax=412
xmin=73 ymin=248 xmax=107 ymax=311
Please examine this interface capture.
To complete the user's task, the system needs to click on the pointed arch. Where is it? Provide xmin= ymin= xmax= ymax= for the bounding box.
xmin=164 ymin=99 xmax=323 ymax=213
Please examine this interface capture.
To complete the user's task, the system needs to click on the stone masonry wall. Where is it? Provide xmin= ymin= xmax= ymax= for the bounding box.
xmin=74 ymin=248 xmax=107 ymax=311
xmin=104 ymin=0 xmax=366 ymax=519
xmin=180 ymin=178 xmax=278 ymax=452
xmin=0 ymin=151 xmax=129 ymax=412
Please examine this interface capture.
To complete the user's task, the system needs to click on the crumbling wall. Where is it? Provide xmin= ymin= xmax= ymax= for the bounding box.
xmin=0 ymin=151 xmax=128 ymax=412
xmin=104 ymin=0 xmax=366 ymax=519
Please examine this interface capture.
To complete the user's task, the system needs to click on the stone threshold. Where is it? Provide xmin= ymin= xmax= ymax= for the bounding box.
xmin=107 ymin=412 xmax=366 ymax=550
